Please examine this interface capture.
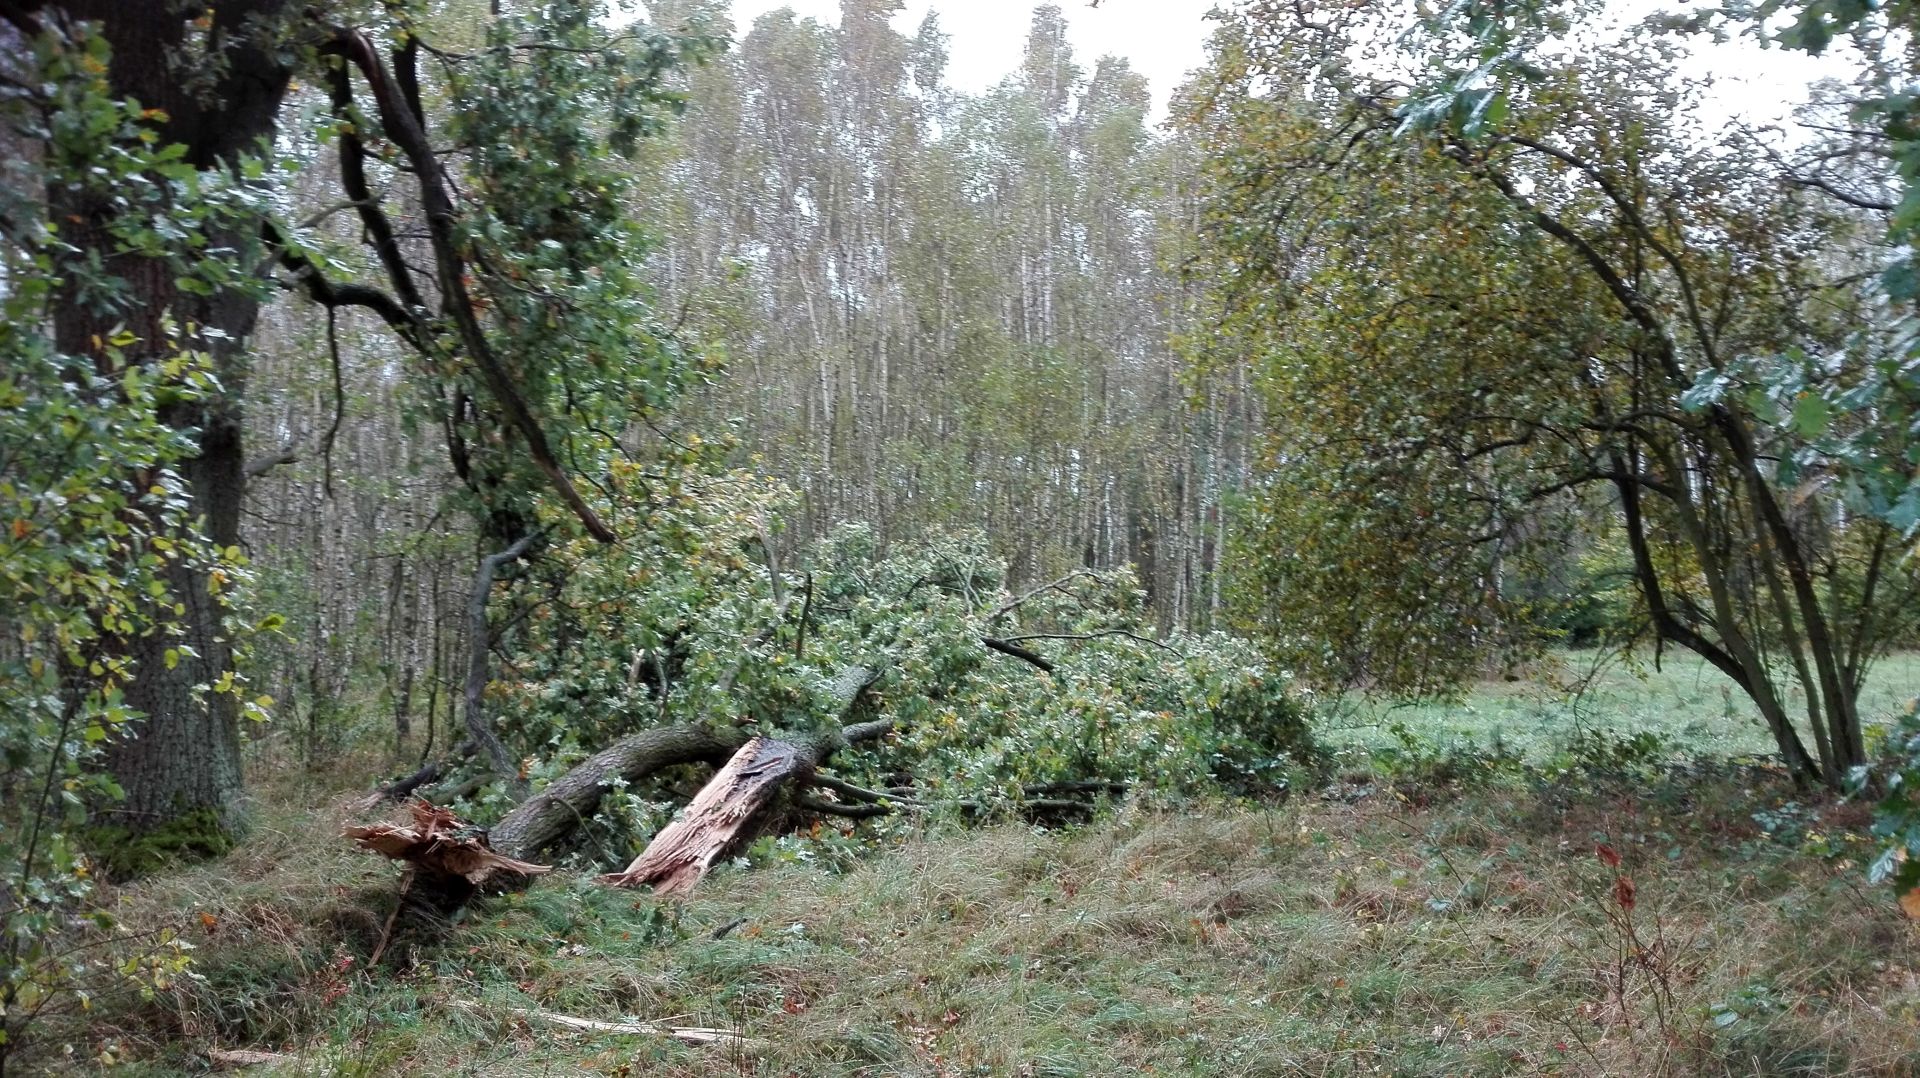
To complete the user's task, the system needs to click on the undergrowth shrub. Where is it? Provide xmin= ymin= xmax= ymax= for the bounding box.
xmin=0 ymin=23 xmax=267 ymax=1070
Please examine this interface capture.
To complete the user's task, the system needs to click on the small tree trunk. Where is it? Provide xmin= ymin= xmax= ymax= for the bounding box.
xmin=464 ymin=535 xmax=534 ymax=794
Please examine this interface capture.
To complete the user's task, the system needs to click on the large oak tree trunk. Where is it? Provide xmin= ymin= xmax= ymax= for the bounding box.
xmin=49 ymin=1 xmax=293 ymax=858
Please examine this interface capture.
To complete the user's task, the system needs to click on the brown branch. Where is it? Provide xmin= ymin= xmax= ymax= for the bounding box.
xmin=982 ymin=636 xmax=1054 ymax=673
xmin=325 ymin=27 xmax=615 ymax=542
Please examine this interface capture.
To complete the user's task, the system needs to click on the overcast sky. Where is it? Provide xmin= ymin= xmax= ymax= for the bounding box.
xmin=723 ymin=0 xmax=1219 ymax=119
xmin=707 ymin=1 xmax=1852 ymax=131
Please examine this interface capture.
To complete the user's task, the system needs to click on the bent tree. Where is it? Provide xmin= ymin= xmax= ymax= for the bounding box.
xmin=1193 ymin=2 xmax=1917 ymax=787
xmin=6 ymin=0 xmax=706 ymax=859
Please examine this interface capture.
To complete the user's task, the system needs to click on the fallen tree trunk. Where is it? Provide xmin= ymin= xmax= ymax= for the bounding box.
xmin=486 ymin=664 xmax=882 ymax=862
xmin=600 ymin=717 xmax=892 ymax=895
xmin=487 ymin=724 xmax=746 ymax=861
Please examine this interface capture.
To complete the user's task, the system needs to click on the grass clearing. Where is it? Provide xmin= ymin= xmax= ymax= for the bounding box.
xmin=63 ymin=761 xmax=1920 ymax=1076
xmin=1323 ymin=651 xmax=1920 ymax=762
xmin=31 ymin=662 xmax=1920 ymax=1075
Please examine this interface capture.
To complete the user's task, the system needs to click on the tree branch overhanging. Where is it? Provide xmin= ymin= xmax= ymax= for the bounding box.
xmin=322 ymin=26 xmax=617 ymax=543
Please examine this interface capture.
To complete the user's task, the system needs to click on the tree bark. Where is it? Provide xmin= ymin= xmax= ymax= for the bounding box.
xmin=487 ymin=724 xmax=747 ymax=862
xmin=49 ymin=1 xmax=295 ymax=853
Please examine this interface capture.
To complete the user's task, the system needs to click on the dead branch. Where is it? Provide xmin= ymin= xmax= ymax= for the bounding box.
xmin=243 ymin=440 xmax=298 ymax=479
xmin=810 ymin=773 xmax=925 ymax=806
xmin=997 ymin=628 xmax=1175 ymax=653
xmin=449 ymin=999 xmax=746 ymax=1048
xmin=982 ymin=636 xmax=1054 ymax=673
xmin=794 ymin=795 xmax=893 ymax=819
xmin=365 ymin=738 xmax=474 ymax=806
xmin=988 ymin=569 xmax=1104 ymax=623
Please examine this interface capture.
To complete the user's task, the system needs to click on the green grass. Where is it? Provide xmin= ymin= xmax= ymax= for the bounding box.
xmin=49 ymin=765 xmax=1920 ymax=1076
xmin=28 ymin=660 xmax=1920 ymax=1075
xmin=1323 ymin=650 xmax=1920 ymax=763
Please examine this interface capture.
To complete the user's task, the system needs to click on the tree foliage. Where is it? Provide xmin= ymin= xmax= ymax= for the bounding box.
xmin=0 ymin=23 xmax=265 ymax=1061
xmin=1191 ymin=0 xmax=1917 ymax=786
xmin=470 ymin=459 xmax=1315 ymax=867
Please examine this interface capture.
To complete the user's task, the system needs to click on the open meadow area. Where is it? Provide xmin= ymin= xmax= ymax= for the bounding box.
xmin=1330 ymin=653 xmax=1920 ymax=765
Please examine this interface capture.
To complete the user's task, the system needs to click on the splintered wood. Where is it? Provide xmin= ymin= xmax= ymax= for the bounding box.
xmin=344 ymin=799 xmax=550 ymax=888
xmin=600 ymin=736 xmax=806 ymax=895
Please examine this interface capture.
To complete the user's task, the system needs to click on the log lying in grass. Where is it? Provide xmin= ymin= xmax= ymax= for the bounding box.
xmin=600 ymin=717 xmax=892 ymax=894
xmin=486 ymin=664 xmax=882 ymax=863
xmin=487 ymin=724 xmax=748 ymax=862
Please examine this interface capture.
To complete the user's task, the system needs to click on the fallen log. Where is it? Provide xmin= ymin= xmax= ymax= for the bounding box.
xmin=487 ymin=724 xmax=747 ymax=861
xmin=486 ymin=664 xmax=883 ymax=862
xmin=600 ymin=717 xmax=892 ymax=895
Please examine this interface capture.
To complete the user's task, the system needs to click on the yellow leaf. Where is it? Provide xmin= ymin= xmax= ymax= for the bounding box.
xmin=1901 ymin=887 xmax=1920 ymax=920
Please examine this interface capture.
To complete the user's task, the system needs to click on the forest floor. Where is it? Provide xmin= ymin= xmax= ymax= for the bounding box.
xmin=70 ymin=659 xmax=1920 ymax=1077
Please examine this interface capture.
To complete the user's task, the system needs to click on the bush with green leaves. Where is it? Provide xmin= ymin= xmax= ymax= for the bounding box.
xmin=0 ymin=24 xmax=263 ymax=1066
xmin=1859 ymin=701 xmax=1920 ymax=908
xmin=480 ymin=462 xmax=1315 ymax=864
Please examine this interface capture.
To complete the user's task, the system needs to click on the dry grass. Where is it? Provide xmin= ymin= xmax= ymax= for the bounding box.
xmin=49 ymin=760 xmax=1920 ymax=1077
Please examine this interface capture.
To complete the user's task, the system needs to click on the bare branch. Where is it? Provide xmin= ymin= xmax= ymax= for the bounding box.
xmin=982 ymin=636 xmax=1054 ymax=673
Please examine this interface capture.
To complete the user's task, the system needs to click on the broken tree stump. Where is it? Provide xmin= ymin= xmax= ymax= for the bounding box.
xmin=600 ymin=712 xmax=895 ymax=895
xmin=345 ymin=800 xmax=551 ymax=945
